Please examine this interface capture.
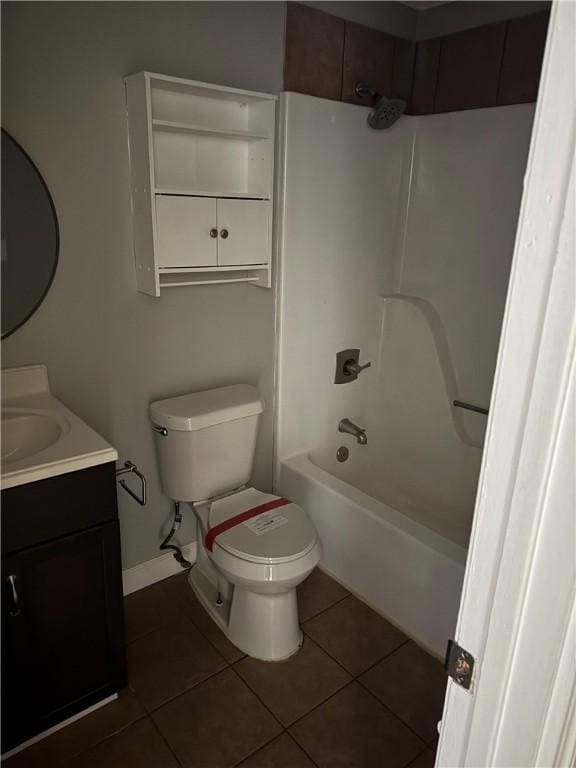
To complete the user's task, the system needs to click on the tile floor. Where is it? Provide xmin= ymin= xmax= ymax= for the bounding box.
xmin=6 ymin=568 xmax=446 ymax=768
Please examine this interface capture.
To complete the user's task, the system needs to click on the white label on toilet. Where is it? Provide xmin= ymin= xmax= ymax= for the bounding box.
xmin=244 ymin=511 xmax=290 ymax=536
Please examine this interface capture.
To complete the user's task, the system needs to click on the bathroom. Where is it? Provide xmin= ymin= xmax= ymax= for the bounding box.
xmin=2 ymin=1 xmax=574 ymax=767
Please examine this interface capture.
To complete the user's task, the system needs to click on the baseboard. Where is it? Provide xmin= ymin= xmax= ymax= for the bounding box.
xmin=122 ymin=542 xmax=197 ymax=596
xmin=2 ymin=694 xmax=118 ymax=759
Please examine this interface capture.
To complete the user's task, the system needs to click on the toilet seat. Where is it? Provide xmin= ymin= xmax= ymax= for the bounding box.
xmin=207 ymin=487 xmax=317 ymax=565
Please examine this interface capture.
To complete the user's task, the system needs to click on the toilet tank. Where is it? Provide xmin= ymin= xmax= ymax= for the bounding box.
xmin=150 ymin=385 xmax=264 ymax=502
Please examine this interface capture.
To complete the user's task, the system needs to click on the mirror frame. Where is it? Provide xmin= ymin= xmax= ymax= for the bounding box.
xmin=1 ymin=128 xmax=60 ymax=339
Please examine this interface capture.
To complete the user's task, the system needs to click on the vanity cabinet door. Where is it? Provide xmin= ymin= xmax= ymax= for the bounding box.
xmin=1 ymin=522 xmax=125 ymax=752
xmin=217 ymin=199 xmax=271 ymax=266
xmin=155 ymin=195 xmax=218 ymax=268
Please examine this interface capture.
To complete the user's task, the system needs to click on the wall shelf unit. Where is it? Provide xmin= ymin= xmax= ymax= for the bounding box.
xmin=124 ymin=71 xmax=277 ymax=295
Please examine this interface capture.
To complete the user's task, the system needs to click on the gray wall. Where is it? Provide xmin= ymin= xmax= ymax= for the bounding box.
xmin=415 ymin=1 xmax=550 ymax=40
xmin=303 ymin=1 xmax=417 ymax=38
xmin=1 ymin=1 xmax=286 ymax=569
xmin=303 ymin=1 xmax=550 ymax=41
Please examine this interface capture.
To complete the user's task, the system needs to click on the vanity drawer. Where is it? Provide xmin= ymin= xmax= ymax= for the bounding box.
xmin=1 ymin=462 xmax=118 ymax=556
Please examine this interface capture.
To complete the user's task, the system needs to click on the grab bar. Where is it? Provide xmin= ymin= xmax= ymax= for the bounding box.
xmin=453 ymin=400 xmax=489 ymax=416
xmin=380 ymin=295 xmax=483 ymax=448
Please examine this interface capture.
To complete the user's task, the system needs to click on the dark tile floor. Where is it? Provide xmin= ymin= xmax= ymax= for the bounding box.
xmin=6 ymin=568 xmax=445 ymax=768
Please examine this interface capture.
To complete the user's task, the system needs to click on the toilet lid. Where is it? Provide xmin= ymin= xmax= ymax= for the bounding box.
xmin=208 ymin=488 xmax=317 ymax=564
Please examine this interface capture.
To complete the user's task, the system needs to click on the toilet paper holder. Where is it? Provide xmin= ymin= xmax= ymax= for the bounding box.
xmin=116 ymin=460 xmax=147 ymax=506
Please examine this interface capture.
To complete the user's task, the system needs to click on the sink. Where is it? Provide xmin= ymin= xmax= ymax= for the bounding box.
xmin=1 ymin=365 xmax=117 ymax=489
xmin=1 ymin=408 xmax=70 ymax=467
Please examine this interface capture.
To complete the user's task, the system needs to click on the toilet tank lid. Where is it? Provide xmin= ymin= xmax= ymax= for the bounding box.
xmin=150 ymin=384 xmax=265 ymax=432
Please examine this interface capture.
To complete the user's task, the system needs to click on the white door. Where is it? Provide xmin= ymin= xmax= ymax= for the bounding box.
xmin=216 ymin=199 xmax=270 ymax=266
xmin=155 ymin=195 xmax=217 ymax=268
xmin=437 ymin=4 xmax=576 ymax=766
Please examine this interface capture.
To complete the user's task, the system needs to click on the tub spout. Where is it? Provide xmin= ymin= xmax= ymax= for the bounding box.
xmin=338 ymin=418 xmax=368 ymax=445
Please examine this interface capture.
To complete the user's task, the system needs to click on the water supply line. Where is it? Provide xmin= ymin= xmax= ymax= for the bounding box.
xmin=160 ymin=501 xmax=193 ymax=569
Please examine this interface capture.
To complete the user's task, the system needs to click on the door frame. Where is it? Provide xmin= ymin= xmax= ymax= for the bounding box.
xmin=437 ymin=2 xmax=575 ymax=765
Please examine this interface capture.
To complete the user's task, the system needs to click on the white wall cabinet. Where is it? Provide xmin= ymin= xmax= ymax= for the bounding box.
xmin=217 ymin=199 xmax=270 ymax=267
xmin=155 ymin=196 xmax=271 ymax=269
xmin=156 ymin=196 xmax=217 ymax=268
xmin=124 ymin=72 xmax=276 ymax=294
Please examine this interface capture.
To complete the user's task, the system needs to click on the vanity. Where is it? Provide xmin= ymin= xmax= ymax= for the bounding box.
xmin=1 ymin=365 xmax=126 ymax=754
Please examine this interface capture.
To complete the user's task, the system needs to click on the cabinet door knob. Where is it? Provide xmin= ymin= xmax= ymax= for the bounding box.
xmin=220 ymin=229 xmax=229 ymax=239
xmin=7 ymin=574 xmax=21 ymax=617
xmin=209 ymin=228 xmax=218 ymax=239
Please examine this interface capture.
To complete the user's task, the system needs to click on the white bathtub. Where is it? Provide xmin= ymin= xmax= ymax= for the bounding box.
xmin=278 ymin=453 xmax=467 ymax=657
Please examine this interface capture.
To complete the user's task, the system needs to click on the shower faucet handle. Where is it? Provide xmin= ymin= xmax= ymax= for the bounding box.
xmin=334 ymin=349 xmax=372 ymax=384
xmin=343 ymin=359 xmax=371 ymax=377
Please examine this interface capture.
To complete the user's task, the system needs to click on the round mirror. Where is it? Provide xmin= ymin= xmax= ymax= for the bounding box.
xmin=1 ymin=129 xmax=59 ymax=338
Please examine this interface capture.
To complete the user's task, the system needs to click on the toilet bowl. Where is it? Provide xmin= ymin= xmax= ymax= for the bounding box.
xmin=150 ymin=384 xmax=320 ymax=660
xmin=189 ymin=487 xmax=320 ymax=660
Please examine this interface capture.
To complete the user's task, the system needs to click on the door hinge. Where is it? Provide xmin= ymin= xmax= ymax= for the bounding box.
xmin=445 ymin=639 xmax=475 ymax=690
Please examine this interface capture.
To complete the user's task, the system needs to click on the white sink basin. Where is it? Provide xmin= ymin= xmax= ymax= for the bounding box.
xmin=1 ymin=408 xmax=70 ymax=466
xmin=1 ymin=365 xmax=118 ymax=489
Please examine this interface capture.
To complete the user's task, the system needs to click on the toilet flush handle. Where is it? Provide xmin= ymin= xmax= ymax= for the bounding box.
xmin=152 ymin=425 xmax=168 ymax=436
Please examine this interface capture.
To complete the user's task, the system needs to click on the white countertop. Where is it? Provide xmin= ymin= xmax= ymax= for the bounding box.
xmin=1 ymin=365 xmax=118 ymax=490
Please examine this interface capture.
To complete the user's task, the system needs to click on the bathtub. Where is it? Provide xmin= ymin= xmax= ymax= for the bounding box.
xmin=278 ymin=453 xmax=467 ymax=657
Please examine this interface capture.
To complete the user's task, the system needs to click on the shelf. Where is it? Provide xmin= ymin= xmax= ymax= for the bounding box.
xmin=159 ymin=265 xmax=269 ymax=274
xmin=154 ymin=188 xmax=270 ymax=200
xmin=125 ymin=72 xmax=276 ymax=295
xmin=158 ymin=264 xmax=270 ymax=289
xmin=146 ymin=72 xmax=275 ymax=103
xmin=160 ymin=276 xmax=260 ymax=287
xmin=152 ymin=120 xmax=270 ymax=141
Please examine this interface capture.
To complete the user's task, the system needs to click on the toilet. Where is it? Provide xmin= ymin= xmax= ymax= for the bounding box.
xmin=150 ymin=384 xmax=320 ymax=661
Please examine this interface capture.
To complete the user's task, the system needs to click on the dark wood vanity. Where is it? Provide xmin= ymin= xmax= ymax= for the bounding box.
xmin=1 ymin=462 xmax=126 ymax=754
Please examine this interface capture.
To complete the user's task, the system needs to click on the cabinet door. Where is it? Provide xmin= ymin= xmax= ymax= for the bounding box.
xmin=217 ymin=199 xmax=271 ymax=266
xmin=1 ymin=523 xmax=125 ymax=752
xmin=155 ymin=195 xmax=217 ymax=268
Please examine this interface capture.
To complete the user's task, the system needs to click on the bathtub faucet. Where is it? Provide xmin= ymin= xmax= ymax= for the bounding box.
xmin=338 ymin=418 xmax=368 ymax=445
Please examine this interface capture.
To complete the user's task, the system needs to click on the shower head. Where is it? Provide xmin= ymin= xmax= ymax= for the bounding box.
xmin=354 ymin=82 xmax=406 ymax=130
xmin=367 ymin=95 xmax=406 ymax=129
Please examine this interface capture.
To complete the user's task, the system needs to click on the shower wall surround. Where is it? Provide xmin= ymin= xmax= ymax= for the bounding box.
xmin=275 ymin=93 xmax=534 ymax=649
xmin=285 ymin=3 xmax=549 ymax=113
xmin=276 ymin=93 xmax=535 ymax=545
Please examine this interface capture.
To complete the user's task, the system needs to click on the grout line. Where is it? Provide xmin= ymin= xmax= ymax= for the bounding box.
xmin=300 ymin=629 xmax=355 ymax=679
xmin=32 ymin=704 xmax=149 ymax=766
xmin=176 ymin=607 xmax=232 ymax=668
xmin=228 ymin=665 xmax=287 ymax=731
xmin=495 ymin=20 xmax=510 ymax=105
xmin=404 ymin=743 xmax=436 ymax=768
xmin=125 ymin=626 xmax=160 ymax=646
xmin=355 ymin=638 xmax=412 ymax=678
xmin=301 ymin=620 xmax=409 ymax=682
xmin=432 ymin=37 xmax=442 ymax=112
xmin=230 ymin=633 xmax=352 ymax=729
xmin=339 ymin=19 xmax=347 ymax=101
xmin=137 ymin=665 xmax=229 ymax=716
xmin=148 ymin=714 xmax=186 ymax=768
xmin=230 ymin=730 xmax=287 ymax=768
xmin=356 ymin=677 xmax=430 ymax=748
xmin=158 ymin=580 xmax=239 ymax=666
xmin=300 ymin=591 xmax=350 ymax=625
xmin=285 ymin=730 xmax=322 ymax=768
xmin=287 ymin=679 xmax=357 ymax=730
xmin=408 ymin=40 xmax=417 ymax=113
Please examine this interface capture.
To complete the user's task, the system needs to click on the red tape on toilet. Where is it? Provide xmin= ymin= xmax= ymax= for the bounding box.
xmin=205 ymin=497 xmax=291 ymax=552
